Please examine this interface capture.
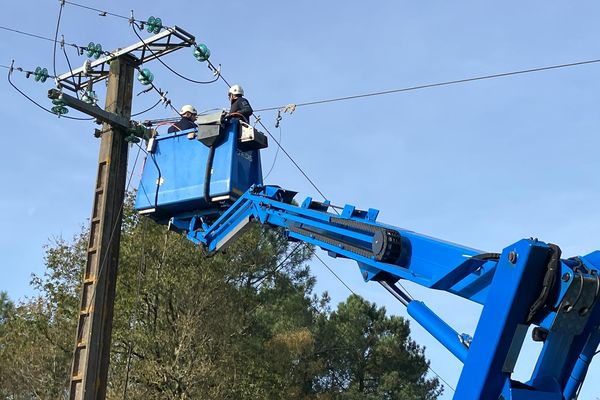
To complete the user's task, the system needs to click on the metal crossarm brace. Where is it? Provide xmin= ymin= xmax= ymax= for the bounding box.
xmin=56 ymin=26 xmax=195 ymax=93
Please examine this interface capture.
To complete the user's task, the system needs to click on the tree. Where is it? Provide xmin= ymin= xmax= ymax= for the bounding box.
xmin=313 ymin=294 xmax=442 ymax=400
xmin=0 ymin=194 xmax=441 ymax=400
xmin=0 ymin=237 xmax=83 ymax=400
xmin=0 ymin=291 xmax=14 ymax=325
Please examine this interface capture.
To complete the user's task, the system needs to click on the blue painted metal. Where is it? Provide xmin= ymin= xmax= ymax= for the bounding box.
xmin=563 ymin=326 xmax=600 ymax=399
xmin=407 ymin=300 xmax=468 ymax=362
xmin=134 ymin=120 xmax=263 ymax=219
xmin=134 ymin=138 xmax=600 ymax=399
xmin=180 ymin=186 xmax=599 ymax=400
xmin=454 ymin=240 xmax=551 ymax=398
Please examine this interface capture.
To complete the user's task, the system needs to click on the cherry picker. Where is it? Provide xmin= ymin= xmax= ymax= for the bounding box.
xmin=134 ymin=112 xmax=600 ymax=400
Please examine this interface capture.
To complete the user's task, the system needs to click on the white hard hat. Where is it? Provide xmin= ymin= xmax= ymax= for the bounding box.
xmin=228 ymin=84 xmax=244 ymax=96
xmin=180 ymin=104 xmax=197 ymax=114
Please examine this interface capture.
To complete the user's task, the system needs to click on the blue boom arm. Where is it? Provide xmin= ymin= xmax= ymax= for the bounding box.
xmin=168 ymin=184 xmax=600 ymax=400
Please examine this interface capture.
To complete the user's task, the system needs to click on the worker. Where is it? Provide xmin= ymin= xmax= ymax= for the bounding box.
xmin=227 ymin=84 xmax=253 ymax=123
xmin=168 ymin=104 xmax=198 ymax=134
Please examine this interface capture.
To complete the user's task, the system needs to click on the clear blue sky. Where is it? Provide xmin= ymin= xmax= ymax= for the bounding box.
xmin=1 ymin=1 xmax=599 ymax=398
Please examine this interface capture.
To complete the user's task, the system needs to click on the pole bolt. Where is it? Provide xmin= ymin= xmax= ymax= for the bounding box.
xmin=508 ymin=251 xmax=518 ymax=264
xmin=562 ymin=272 xmax=571 ymax=282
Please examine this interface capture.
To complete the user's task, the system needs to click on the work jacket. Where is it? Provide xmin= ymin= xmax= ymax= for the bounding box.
xmin=229 ymin=96 xmax=253 ymax=122
xmin=168 ymin=117 xmax=197 ymax=133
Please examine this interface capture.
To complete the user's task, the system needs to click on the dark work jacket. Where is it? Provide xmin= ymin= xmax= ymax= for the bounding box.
xmin=168 ymin=117 xmax=197 ymax=133
xmin=229 ymin=96 xmax=253 ymax=122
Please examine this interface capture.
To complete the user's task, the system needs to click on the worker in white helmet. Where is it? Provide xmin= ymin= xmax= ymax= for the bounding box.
xmin=227 ymin=84 xmax=253 ymax=123
xmin=168 ymin=104 xmax=198 ymax=134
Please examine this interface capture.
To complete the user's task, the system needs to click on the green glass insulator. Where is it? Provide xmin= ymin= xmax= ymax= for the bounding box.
xmin=153 ymin=17 xmax=162 ymax=33
xmin=94 ymin=44 xmax=103 ymax=59
xmin=82 ymin=90 xmax=97 ymax=105
xmin=52 ymin=98 xmax=64 ymax=106
xmin=86 ymin=42 xmax=95 ymax=58
xmin=147 ymin=16 xmax=156 ymax=33
xmin=193 ymin=44 xmax=210 ymax=62
xmin=137 ymin=68 xmax=154 ymax=85
xmin=40 ymin=68 xmax=48 ymax=83
xmin=125 ymin=134 xmax=141 ymax=143
xmin=51 ymin=105 xmax=68 ymax=115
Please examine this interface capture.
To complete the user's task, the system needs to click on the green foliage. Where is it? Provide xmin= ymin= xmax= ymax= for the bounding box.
xmin=312 ymin=295 xmax=443 ymax=400
xmin=0 ymin=291 xmax=14 ymax=325
xmin=0 ymin=194 xmax=441 ymax=400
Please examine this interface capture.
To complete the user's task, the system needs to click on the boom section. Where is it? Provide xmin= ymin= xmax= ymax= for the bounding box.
xmin=179 ymin=185 xmax=497 ymax=303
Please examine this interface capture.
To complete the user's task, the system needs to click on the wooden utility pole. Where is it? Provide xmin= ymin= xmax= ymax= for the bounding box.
xmin=48 ymin=26 xmax=195 ymax=400
xmin=68 ymin=55 xmax=136 ymax=400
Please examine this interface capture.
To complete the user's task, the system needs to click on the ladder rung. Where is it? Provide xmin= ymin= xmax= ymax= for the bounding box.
xmin=80 ymin=307 xmax=93 ymax=315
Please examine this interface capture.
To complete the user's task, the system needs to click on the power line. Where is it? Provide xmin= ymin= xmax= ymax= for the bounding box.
xmin=314 ymin=252 xmax=454 ymax=393
xmin=132 ymin=98 xmax=163 ymax=117
xmin=262 ymin=124 xmax=282 ymax=181
xmin=52 ymin=1 xmax=65 ymax=78
xmin=254 ymin=58 xmax=600 ymax=112
xmin=0 ymin=25 xmax=56 ymax=44
xmin=134 ymin=65 xmax=180 ymax=117
xmin=61 ymin=37 xmax=80 ymax=100
xmin=314 ymin=252 xmax=355 ymax=295
xmin=64 ymin=0 xmax=131 ymax=20
xmin=0 ymin=24 xmax=109 ymax=56
xmin=257 ymin=118 xmax=332 ymax=202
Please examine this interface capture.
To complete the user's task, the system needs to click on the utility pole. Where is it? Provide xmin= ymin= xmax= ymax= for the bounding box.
xmin=48 ymin=27 xmax=197 ymax=400
xmin=68 ymin=54 xmax=135 ymax=400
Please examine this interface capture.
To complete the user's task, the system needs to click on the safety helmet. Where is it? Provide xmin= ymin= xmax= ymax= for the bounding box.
xmin=180 ymin=104 xmax=197 ymax=115
xmin=228 ymin=84 xmax=244 ymax=96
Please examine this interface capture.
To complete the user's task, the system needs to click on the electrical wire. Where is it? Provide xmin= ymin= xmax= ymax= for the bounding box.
xmin=314 ymin=252 xmax=356 ymax=295
xmin=253 ymin=242 xmax=306 ymax=288
xmin=6 ymin=64 xmax=93 ymax=121
xmin=131 ymin=24 xmax=220 ymax=85
xmin=52 ymin=1 xmax=65 ymax=78
xmin=0 ymin=25 xmax=56 ymax=44
xmin=77 ymin=142 xmax=144 ymax=374
xmin=256 ymin=118 xmax=331 ymax=202
xmin=254 ymin=58 xmax=600 ymax=112
xmin=262 ymin=124 xmax=282 ymax=181
xmin=122 ymin=172 xmax=150 ymax=400
xmin=0 ymin=24 xmax=96 ymax=55
xmin=61 ymin=39 xmax=80 ymax=100
xmin=134 ymin=65 xmax=180 ymax=116
xmin=314 ymin=251 xmax=452 ymax=393
xmin=63 ymin=0 xmax=132 ymax=20
xmin=131 ymin=98 xmax=163 ymax=117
